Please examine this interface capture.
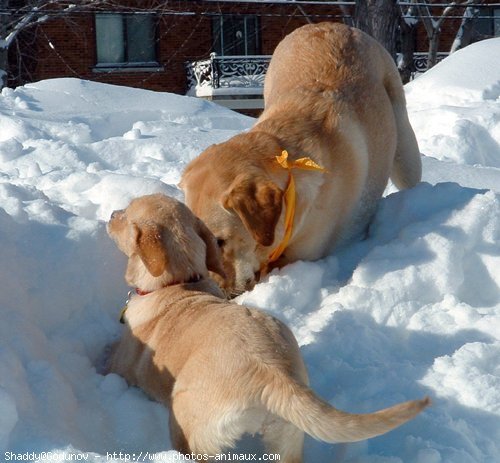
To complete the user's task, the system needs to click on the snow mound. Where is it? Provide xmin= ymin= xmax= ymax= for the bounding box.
xmin=0 ymin=78 xmax=252 ymax=221
xmin=406 ymin=38 xmax=500 ymax=169
xmin=406 ymin=38 xmax=500 ymax=105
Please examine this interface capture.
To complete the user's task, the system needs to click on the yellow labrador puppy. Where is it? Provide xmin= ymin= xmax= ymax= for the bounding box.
xmin=181 ymin=22 xmax=422 ymax=295
xmin=107 ymin=194 xmax=429 ymax=462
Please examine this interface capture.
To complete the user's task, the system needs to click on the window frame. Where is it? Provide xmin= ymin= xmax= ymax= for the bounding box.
xmin=94 ymin=12 xmax=160 ymax=71
xmin=212 ymin=15 xmax=261 ymax=57
xmin=473 ymin=7 xmax=500 ymax=39
xmin=494 ymin=8 xmax=500 ymax=37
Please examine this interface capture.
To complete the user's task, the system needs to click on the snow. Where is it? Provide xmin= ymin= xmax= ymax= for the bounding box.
xmin=405 ymin=38 xmax=500 ymax=169
xmin=405 ymin=38 xmax=500 ymax=105
xmin=1 ymin=37 xmax=499 ymax=463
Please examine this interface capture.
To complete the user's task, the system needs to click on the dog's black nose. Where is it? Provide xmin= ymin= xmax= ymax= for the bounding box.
xmin=245 ymin=276 xmax=257 ymax=291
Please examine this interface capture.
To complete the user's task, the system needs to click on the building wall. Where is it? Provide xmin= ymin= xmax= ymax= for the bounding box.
xmin=8 ymin=1 xmax=339 ymax=93
xmin=8 ymin=1 xmax=498 ymax=92
xmin=29 ymin=11 xmax=213 ymax=94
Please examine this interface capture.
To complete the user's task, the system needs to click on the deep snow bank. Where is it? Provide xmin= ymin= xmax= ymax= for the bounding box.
xmin=406 ymin=37 xmax=500 ymax=169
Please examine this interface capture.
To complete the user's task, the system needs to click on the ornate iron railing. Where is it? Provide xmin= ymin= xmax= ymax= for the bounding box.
xmin=186 ymin=52 xmax=449 ymax=94
xmin=412 ymin=52 xmax=449 ymax=72
xmin=186 ymin=53 xmax=271 ymax=93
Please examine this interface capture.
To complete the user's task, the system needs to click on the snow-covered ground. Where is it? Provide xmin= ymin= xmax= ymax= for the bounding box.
xmin=0 ymin=38 xmax=499 ymax=463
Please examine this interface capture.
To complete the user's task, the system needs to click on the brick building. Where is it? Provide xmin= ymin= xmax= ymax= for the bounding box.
xmin=7 ymin=0 xmax=500 ymax=111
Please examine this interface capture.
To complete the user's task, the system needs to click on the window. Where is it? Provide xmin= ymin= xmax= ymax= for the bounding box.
xmin=212 ymin=15 xmax=261 ymax=56
xmin=494 ymin=8 xmax=500 ymax=36
xmin=95 ymin=13 xmax=157 ymax=67
xmin=474 ymin=8 xmax=500 ymax=38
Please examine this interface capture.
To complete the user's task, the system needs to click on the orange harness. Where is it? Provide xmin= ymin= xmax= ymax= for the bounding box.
xmin=264 ymin=150 xmax=327 ymax=271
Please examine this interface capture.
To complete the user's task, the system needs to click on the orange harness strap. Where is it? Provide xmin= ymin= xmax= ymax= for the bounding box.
xmin=264 ymin=150 xmax=327 ymax=270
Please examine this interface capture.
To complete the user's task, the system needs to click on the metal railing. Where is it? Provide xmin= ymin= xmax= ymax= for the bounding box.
xmin=186 ymin=53 xmax=271 ymax=92
xmin=186 ymin=52 xmax=449 ymax=93
xmin=412 ymin=52 xmax=449 ymax=72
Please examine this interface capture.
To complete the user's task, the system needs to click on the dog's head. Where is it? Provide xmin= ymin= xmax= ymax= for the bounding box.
xmin=181 ymin=133 xmax=285 ymax=296
xmin=107 ymin=194 xmax=226 ymax=292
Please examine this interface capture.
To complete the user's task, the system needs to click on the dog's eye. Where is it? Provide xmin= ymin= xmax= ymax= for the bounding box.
xmin=111 ymin=209 xmax=125 ymax=220
xmin=216 ymin=238 xmax=226 ymax=248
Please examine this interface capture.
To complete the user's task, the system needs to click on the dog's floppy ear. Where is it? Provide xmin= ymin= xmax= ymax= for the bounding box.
xmin=195 ymin=218 xmax=226 ymax=278
xmin=132 ymin=222 xmax=167 ymax=277
xmin=222 ymin=176 xmax=283 ymax=247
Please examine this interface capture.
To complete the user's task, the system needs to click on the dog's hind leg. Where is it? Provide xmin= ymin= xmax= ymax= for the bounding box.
xmin=262 ymin=418 xmax=304 ymax=463
xmin=390 ymin=101 xmax=422 ymax=190
xmin=384 ymin=65 xmax=422 ymax=190
xmin=169 ymin=411 xmax=191 ymax=456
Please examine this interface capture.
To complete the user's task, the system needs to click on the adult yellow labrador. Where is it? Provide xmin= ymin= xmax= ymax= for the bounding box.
xmin=181 ymin=22 xmax=422 ymax=295
xmin=107 ymin=194 xmax=429 ymax=462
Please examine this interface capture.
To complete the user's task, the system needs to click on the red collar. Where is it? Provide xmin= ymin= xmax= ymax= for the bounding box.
xmin=135 ymin=288 xmax=152 ymax=296
xmin=120 ymin=274 xmax=203 ymax=324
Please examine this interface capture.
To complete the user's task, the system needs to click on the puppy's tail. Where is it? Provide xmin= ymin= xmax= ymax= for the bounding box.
xmin=262 ymin=372 xmax=430 ymax=443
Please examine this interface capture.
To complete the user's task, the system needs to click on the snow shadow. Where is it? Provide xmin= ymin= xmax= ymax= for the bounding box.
xmin=301 ymin=310 xmax=496 ymax=463
xmin=0 ymin=209 xmax=171 ymax=455
xmin=330 ymin=182 xmax=489 ymax=285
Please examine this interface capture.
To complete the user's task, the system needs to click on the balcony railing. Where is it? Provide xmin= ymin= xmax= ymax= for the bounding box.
xmin=186 ymin=53 xmax=271 ymax=97
xmin=413 ymin=52 xmax=449 ymax=72
xmin=186 ymin=52 xmax=449 ymax=97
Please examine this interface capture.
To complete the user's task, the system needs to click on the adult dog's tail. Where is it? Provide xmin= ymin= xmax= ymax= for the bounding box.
xmin=262 ymin=371 xmax=430 ymax=443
